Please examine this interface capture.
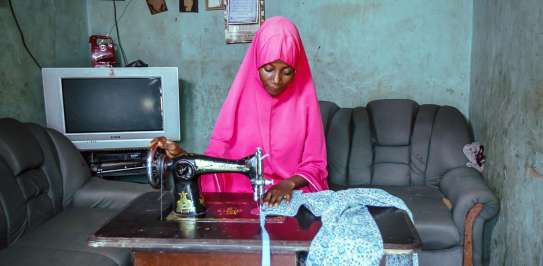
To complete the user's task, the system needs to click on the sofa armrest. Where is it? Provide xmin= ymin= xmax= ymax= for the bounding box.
xmin=440 ymin=167 xmax=499 ymax=233
xmin=72 ymin=177 xmax=153 ymax=210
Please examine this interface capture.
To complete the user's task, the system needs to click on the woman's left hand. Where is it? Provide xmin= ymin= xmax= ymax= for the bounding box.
xmin=262 ymin=179 xmax=296 ymax=207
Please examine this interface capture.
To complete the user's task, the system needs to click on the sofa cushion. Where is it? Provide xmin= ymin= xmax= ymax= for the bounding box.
xmin=0 ymin=118 xmax=43 ymax=176
xmin=409 ymin=104 xmax=440 ymax=186
xmin=0 ymin=160 xmax=26 ymax=249
xmin=326 ymin=107 xmax=356 ymax=185
xmin=73 ymin=177 xmax=152 ymax=210
xmin=25 ymin=124 xmax=66 ymax=211
xmin=0 ymin=119 xmax=59 ymax=234
xmin=12 ymin=207 xmax=130 ymax=266
xmin=425 ymin=106 xmax=473 ymax=184
xmin=319 ymin=100 xmax=339 ymax=134
xmin=330 ymin=184 xmax=460 ymax=250
xmin=381 ymin=186 xmax=460 ymax=250
xmin=0 ymin=151 xmax=57 ymax=243
xmin=367 ymin=99 xmax=418 ymax=146
xmin=40 ymin=127 xmax=92 ymax=208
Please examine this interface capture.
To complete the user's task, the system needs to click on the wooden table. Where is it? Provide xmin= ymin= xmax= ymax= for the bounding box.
xmin=89 ymin=192 xmax=421 ymax=266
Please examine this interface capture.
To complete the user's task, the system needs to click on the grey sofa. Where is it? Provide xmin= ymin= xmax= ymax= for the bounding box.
xmin=0 ymin=118 xmax=151 ymax=266
xmin=319 ymin=99 xmax=499 ymax=266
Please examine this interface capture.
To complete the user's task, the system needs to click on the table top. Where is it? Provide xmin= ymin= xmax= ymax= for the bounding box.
xmin=89 ymin=191 xmax=421 ymax=254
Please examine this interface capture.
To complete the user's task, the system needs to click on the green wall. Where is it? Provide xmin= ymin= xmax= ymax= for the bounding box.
xmin=0 ymin=0 xmax=474 ymax=152
xmin=0 ymin=0 xmax=88 ymax=125
xmin=470 ymin=0 xmax=543 ymax=265
xmin=4 ymin=0 xmax=543 ymax=263
xmin=88 ymin=0 xmax=473 ymax=152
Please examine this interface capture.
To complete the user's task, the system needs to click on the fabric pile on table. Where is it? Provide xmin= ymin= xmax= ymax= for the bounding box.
xmin=260 ymin=188 xmax=419 ymax=266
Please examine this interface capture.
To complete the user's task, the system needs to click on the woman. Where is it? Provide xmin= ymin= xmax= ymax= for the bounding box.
xmin=151 ymin=17 xmax=328 ymax=207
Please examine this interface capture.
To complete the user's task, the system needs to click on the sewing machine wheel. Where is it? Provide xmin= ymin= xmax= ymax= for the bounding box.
xmin=147 ymin=148 xmax=167 ymax=188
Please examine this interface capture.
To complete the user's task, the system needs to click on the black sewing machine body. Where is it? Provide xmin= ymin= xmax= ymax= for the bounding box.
xmin=146 ymin=148 xmax=270 ymax=217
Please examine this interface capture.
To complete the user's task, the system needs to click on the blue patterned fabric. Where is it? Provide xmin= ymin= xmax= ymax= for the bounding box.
xmin=260 ymin=188 xmax=419 ymax=266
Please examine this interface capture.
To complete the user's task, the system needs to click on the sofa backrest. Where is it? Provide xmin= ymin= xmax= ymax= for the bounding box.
xmin=0 ymin=118 xmax=91 ymax=249
xmin=27 ymin=124 xmax=92 ymax=207
xmin=320 ymin=99 xmax=472 ymax=188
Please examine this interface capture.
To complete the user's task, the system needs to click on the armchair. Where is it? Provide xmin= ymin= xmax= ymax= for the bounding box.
xmin=319 ymin=99 xmax=499 ymax=266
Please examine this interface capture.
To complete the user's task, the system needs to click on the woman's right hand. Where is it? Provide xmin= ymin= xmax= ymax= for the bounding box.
xmin=149 ymin=136 xmax=186 ymax=159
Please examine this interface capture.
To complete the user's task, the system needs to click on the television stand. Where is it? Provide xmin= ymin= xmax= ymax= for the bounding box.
xmin=81 ymin=149 xmax=149 ymax=184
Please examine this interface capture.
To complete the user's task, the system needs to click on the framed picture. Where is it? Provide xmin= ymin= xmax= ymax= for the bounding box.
xmin=206 ymin=0 xmax=224 ymax=10
xmin=146 ymin=0 xmax=168 ymax=15
xmin=180 ymin=0 xmax=198 ymax=13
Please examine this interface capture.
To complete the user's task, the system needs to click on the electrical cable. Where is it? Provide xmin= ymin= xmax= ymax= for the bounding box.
xmin=8 ymin=0 xmax=42 ymax=69
xmin=113 ymin=0 xmax=129 ymax=66
xmin=108 ymin=0 xmax=134 ymax=36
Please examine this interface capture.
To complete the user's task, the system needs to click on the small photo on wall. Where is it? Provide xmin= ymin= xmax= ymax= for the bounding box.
xmin=146 ymin=0 xmax=168 ymax=15
xmin=180 ymin=0 xmax=199 ymax=13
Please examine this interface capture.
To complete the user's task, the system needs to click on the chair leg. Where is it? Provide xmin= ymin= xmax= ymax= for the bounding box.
xmin=463 ymin=203 xmax=484 ymax=266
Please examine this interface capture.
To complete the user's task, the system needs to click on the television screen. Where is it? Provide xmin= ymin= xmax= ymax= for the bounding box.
xmin=62 ymin=78 xmax=163 ymax=133
xmin=42 ymin=67 xmax=180 ymax=151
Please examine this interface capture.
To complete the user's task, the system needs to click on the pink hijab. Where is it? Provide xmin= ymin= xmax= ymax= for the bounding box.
xmin=199 ymin=16 xmax=328 ymax=193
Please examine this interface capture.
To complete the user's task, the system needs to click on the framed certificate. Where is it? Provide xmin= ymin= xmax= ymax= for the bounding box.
xmin=180 ymin=0 xmax=198 ymax=12
xmin=224 ymin=0 xmax=265 ymax=44
xmin=206 ymin=0 xmax=224 ymax=10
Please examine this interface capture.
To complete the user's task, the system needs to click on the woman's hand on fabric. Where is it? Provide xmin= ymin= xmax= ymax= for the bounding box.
xmin=262 ymin=176 xmax=309 ymax=207
xmin=149 ymin=136 xmax=186 ymax=159
xmin=262 ymin=179 xmax=296 ymax=207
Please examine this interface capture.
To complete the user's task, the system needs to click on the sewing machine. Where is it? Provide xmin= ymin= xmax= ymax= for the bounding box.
xmin=145 ymin=147 xmax=272 ymax=217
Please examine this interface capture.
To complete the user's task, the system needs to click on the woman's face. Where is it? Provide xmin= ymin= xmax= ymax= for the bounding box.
xmin=258 ymin=60 xmax=295 ymax=96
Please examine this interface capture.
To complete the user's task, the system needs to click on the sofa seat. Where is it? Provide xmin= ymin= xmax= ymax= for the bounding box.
xmin=0 ymin=207 xmax=129 ymax=266
xmin=331 ymin=184 xmax=460 ymax=250
xmin=379 ymin=186 xmax=460 ymax=250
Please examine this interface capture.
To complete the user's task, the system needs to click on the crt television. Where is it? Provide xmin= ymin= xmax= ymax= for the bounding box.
xmin=42 ymin=67 xmax=180 ymax=151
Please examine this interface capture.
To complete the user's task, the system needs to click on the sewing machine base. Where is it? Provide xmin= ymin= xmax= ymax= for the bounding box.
xmin=165 ymin=212 xmax=286 ymax=223
xmin=166 ymin=193 xmax=287 ymax=223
